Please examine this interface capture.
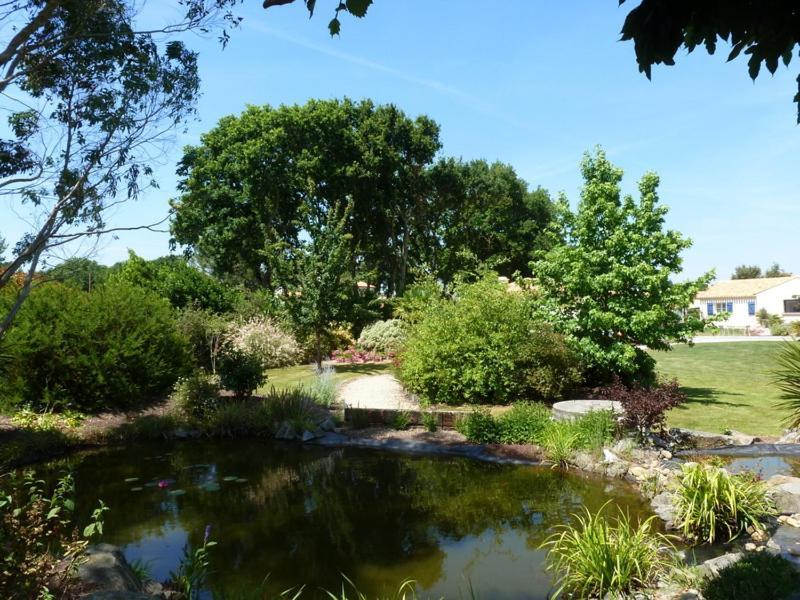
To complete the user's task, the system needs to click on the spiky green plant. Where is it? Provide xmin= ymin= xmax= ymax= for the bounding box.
xmin=322 ymin=575 xmax=420 ymax=600
xmin=773 ymin=340 xmax=800 ymax=429
xmin=542 ymin=503 xmax=677 ymax=598
xmin=673 ymin=463 xmax=775 ymax=544
xmin=540 ymin=421 xmax=579 ymax=468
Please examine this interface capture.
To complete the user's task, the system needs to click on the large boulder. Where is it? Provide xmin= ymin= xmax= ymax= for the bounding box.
xmin=77 ymin=544 xmax=142 ymax=595
xmin=767 ymin=476 xmax=800 ymax=515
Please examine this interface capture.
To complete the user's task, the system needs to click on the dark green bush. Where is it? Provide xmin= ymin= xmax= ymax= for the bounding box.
xmin=1 ymin=281 xmax=190 ymax=412
xmin=456 ymin=408 xmax=502 ymax=443
xmin=702 ymin=553 xmax=800 ymax=600
xmin=217 ymin=349 xmax=265 ymax=399
xmin=398 ymin=276 xmax=581 ymax=405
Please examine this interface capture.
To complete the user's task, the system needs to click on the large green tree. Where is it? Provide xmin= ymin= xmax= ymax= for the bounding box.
xmin=428 ymin=158 xmax=553 ymax=283
xmin=532 ymin=148 xmax=712 ymax=383
xmin=0 ymin=0 xmax=240 ymax=340
xmin=170 ymin=98 xmax=441 ymax=295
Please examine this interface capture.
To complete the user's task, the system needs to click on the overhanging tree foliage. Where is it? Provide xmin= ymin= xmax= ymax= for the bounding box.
xmin=532 ymin=148 xmax=713 ymax=383
xmin=619 ymin=0 xmax=800 ymax=121
xmin=0 ymin=0 xmax=241 ymax=340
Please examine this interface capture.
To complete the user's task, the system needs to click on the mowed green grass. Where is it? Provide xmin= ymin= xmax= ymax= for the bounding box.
xmin=259 ymin=362 xmax=393 ymax=394
xmin=652 ymin=342 xmax=789 ymax=436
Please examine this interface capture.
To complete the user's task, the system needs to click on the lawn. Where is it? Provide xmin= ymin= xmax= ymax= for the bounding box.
xmin=260 ymin=362 xmax=394 ymax=393
xmin=652 ymin=342 xmax=789 ymax=436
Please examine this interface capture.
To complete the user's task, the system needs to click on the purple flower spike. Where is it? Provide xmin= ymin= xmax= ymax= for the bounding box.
xmin=204 ymin=524 xmax=212 ymax=544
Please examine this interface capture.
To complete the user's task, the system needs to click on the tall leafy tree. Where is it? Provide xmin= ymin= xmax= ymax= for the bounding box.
xmin=287 ymin=201 xmax=355 ymax=368
xmin=532 ymin=148 xmax=712 ymax=383
xmin=0 ymin=0 xmax=241 ymax=340
xmin=732 ymin=265 xmax=763 ymax=279
xmin=428 ymin=158 xmax=553 ymax=284
xmin=170 ymin=99 xmax=441 ymax=295
xmin=46 ymin=257 xmax=109 ymax=291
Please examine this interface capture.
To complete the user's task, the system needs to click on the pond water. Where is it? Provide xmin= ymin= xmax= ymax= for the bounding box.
xmin=47 ymin=440 xmax=656 ymax=599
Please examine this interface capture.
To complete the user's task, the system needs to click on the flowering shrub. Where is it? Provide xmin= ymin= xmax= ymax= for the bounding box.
xmin=357 ymin=319 xmax=408 ymax=355
xmin=224 ymin=317 xmax=301 ymax=369
xmin=596 ymin=377 xmax=685 ymax=436
xmin=171 ymin=371 xmax=221 ymax=419
xmin=331 ymin=347 xmax=386 ymax=363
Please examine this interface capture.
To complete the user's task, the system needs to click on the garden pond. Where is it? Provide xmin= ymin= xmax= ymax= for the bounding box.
xmin=45 ymin=440 xmax=658 ymax=599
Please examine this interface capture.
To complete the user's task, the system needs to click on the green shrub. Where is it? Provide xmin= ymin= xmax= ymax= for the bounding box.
xmin=542 ymin=504 xmax=677 ymax=598
xmin=702 ymin=553 xmax=800 ymax=600
xmin=109 ymin=414 xmax=182 ymax=442
xmin=0 ymin=472 xmax=108 ymax=599
xmin=1 ymin=281 xmax=190 ymax=412
xmin=307 ymin=366 xmax=337 ymax=408
xmin=171 ymin=371 xmax=221 ymax=419
xmin=357 ymin=319 xmax=408 ymax=355
xmin=771 ymin=322 xmax=791 ymax=336
xmin=791 ymin=321 xmax=800 ymax=336
xmin=399 ymin=276 xmax=581 ymax=405
xmin=421 ymin=412 xmax=438 ymax=433
xmin=390 ymin=411 xmax=411 ymax=431
xmin=571 ymin=409 xmax=617 ymax=449
xmin=496 ymin=402 xmax=552 ymax=444
xmin=774 ymin=340 xmax=800 ymax=429
xmin=217 ymin=349 xmax=265 ymax=399
xmin=456 ymin=408 xmax=501 ymax=443
xmin=673 ymin=463 xmax=775 ymax=544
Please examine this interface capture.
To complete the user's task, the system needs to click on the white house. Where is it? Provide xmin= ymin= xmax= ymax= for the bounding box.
xmin=693 ymin=276 xmax=800 ymax=328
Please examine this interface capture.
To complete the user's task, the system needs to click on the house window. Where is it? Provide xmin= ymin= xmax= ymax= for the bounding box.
xmin=707 ymin=303 xmax=714 ymax=316
xmin=748 ymin=301 xmax=756 ymax=316
xmin=785 ymin=298 xmax=800 ymax=314
xmin=715 ymin=302 xmax=732 ymax=314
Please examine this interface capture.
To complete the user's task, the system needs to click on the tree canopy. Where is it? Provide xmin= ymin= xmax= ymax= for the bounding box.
xmin=732 ymin=263 xmax=792 ymax=279
xmin=170 ymin=98 xmax=554 ymax=296
xmin=620 ymin=0 xmax=800 ymax=121
xmin=532 ymin=148 xmax=712 ymax=383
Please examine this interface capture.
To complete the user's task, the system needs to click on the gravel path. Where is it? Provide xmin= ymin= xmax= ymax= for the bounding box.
xmin=339 ymin=374 xmax=419 ymax=410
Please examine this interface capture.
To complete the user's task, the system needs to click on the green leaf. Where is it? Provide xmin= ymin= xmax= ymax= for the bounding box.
xmin=345 ymin=0 xmax=372 ymax=18
xmin=47 ymin=507 xmax=61 ymax=520
xmin=328 ymin=17 xmax=340 ymax=36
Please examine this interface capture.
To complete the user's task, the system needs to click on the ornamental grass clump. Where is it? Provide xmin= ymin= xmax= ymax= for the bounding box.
xmin=773 ymin=340 xmax=800 ymax=429
xmin=542 ymin=503 xmax=677 ymax=598
xmin=673 ymin=462 xmax=775 ymax=544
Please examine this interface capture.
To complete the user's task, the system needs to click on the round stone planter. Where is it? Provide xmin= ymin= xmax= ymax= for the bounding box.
xmin=551 ymin=399 xmax=623 ymax=421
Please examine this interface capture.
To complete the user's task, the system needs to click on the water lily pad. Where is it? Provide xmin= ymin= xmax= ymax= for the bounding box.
xmin=223 ymin=476 xmax=238 ymax=482
xmin=168 ymin=489 xmax=186 ymax=496
xmin=130 ymin=486 xmax=143 ymax=492
xmin=201 ymin=482 xmax=220 ymax=492
xmin=235 ymin=478 xmax=248 ymax=483
xmin=144 ymin=482 xmax=158 ymax=488
xmin=124 ymin=477 xmax=139 ymax=483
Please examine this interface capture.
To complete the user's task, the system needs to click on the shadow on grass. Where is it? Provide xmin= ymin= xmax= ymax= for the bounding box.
xmin=671 ymin=386 xmax=748 ymax=409
xmin=333 ymin=362 xmax=393 ymax=377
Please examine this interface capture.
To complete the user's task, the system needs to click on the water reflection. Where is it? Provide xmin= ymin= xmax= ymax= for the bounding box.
xmin=46 ymin=440 xmax=654 ymax=599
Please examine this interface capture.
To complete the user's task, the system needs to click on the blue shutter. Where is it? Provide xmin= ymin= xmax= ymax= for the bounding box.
xmin=748 ymin=301 xmax=756 ymax=316
xmin=726 ymin=302 xmax=733 ymax=313
xmin=707 ymin=303 xmax=714 ymax=315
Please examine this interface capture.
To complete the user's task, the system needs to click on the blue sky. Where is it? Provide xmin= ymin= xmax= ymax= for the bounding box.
xmin=3 ymin=1 xmax=798 ymax=280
